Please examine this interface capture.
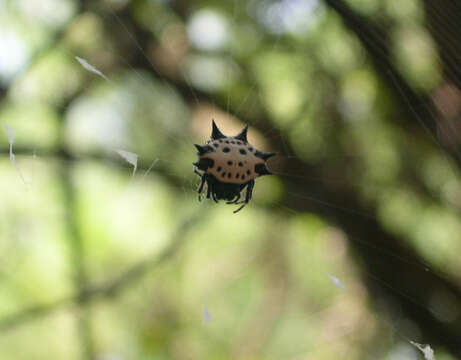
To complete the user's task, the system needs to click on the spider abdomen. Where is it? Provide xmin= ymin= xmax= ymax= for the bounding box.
xmin=202 ymin=141 xmax=262 ymax=184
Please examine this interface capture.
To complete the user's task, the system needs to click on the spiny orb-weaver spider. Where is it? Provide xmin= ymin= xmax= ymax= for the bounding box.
xmin=193 ymin=120 xmax=275 ymax=213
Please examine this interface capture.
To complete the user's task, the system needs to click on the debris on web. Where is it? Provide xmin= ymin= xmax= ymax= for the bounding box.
xmin=75 ymin=56 xmax=109 ymax=81
xmin=409 ymin=341 xmax=435 ymax=360
xmin=116 ymin=150 xmax=138 ymax=177
xmin=202 ymin=302 xmax=211 ymax=325
xmin=2 ymin=124 xmax=27 ymax=186
xmin=328 ymin=274 xmax=345 ymax=291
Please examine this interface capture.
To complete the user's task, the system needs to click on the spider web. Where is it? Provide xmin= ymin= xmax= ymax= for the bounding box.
xmin=78 ymin=2 xmax=459 ymax=358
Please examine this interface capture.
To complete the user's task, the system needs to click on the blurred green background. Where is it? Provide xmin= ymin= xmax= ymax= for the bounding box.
xmin=1 ymin=0 xmax=461 ymax=359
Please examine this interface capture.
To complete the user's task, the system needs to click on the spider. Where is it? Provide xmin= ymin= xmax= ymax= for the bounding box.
xmin=193 ymin=120 xmax=275 ymax=213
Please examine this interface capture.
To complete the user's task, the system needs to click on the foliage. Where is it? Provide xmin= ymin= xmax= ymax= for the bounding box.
xmin=0 ymin=0 xmax=460 ymax=359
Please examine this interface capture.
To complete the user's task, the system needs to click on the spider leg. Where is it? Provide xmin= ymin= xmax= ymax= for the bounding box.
xmin=233 ymin=203 xmax=246 ymax=213
xmin=211 ymin=187 xmax=218 ymax=203
xmin=228 ymin=183 xmax=247 ymax=204
xmin=233 ymin=180 xmax=254 ymax=214
xmin=194 ymin=167 xmax=202 ymax=177
xmin=246 ymin=180 xmax=254 ymax=202
xmin=206 ymin=183 xmax=211 ymax=199
xmin=197 ymin=174 xmax=206 ymax=201
xmin=226 ymin=193 xmax=241 ymax=204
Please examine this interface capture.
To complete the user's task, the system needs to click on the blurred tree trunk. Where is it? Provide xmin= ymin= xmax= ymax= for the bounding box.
xmin=423 ymin=0 xmax=461 ymax=153
xmin=324 ymin=0 xmax=461 ymax=171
